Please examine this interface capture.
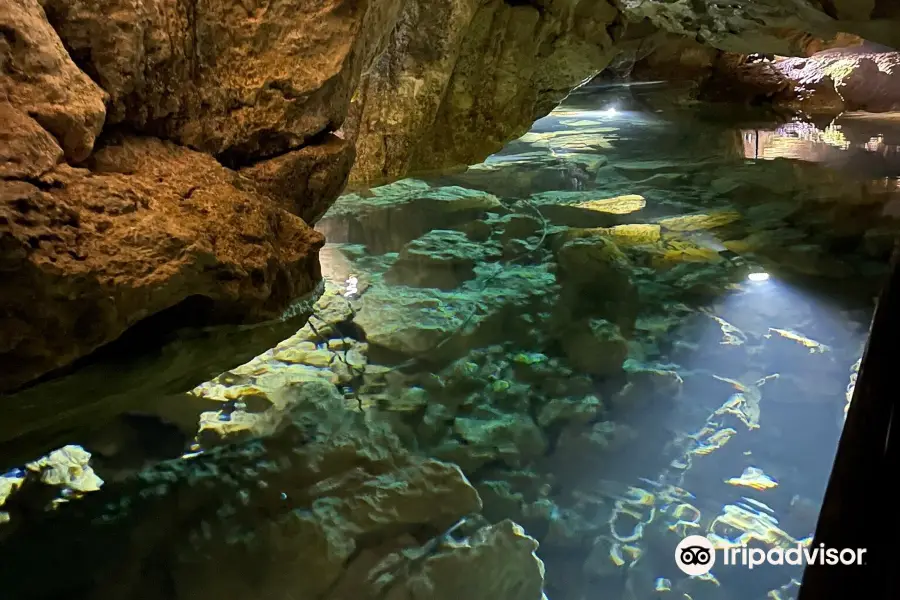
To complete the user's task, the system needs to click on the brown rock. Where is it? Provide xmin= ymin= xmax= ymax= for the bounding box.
xmin=41 ymin=0 xmax=403 ymax=161
xmin=0 ymin=0 xmax=107 ymax=162
xmin=240 ymin=134 xmax=355 ymax=224
xmin=0 ymin=103 xmax=64 ymax=180
xmin=0 ymin=135 xmax=324 ymax=393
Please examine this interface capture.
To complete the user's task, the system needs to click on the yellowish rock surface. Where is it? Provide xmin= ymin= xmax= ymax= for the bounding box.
xmin=658 ymin=210 xmax=742 ymax=231
xmin=575 ymin=194 xmax=646 ymax=215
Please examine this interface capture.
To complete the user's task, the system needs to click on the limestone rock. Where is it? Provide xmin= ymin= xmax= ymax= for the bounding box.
xmin=547 ymin=421 xmax=638 ymax=484
xmin=0 ymin=135 xmax=323 ymax=392
xmin=772 ymin=52 xmax=900 ymax=114
xmin=354 ymin=265 xmax=557 ymax=360
xmin=347 ymin=0 xmax=622 ymax=182
xmin=560 ymin=319 xmax=629 ymax=378
xmin=553 ymin=235 xmax=638 ymax=333
xmin=373 ymin=520 xmax=547 ymax=600
xmin=618 ymin=0 xmax=837 ymax=55
xmin=41 ymin=0 xmax=403 ymax=162
xmin=530 ymin=193 xmax=643 ymax=228
xmin=0 ymin=104 xmax=64 ymax=180
xmin=240 ymin=134 xmax=356 ymax=224
xmin=320 ymin=181 xmax=504 ymax=253
xmin=0 ymin=0 xmax=107 ymax=162
xmin=24 ymin=445 xmax=103 ymax=494
xmin=453 ymin=411 xmax=548 ymax=468
xmin=385 ymin=230 xmax=502 ymax=290
xmin=436 ymin=155 xmax=606 ymax=198
xmin=537 ymin=395 xmax=603 ymax=429
xmin=0 ymin=387 xmax=483 ymax=600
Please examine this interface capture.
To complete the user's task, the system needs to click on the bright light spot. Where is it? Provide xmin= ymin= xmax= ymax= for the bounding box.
xmin=748 ymin=272 xmax=770 ymax=282
xmin=602 ymin=107 xmax=617 ymax=116
xmin=344 ymin=275 xmax=359 ymax=298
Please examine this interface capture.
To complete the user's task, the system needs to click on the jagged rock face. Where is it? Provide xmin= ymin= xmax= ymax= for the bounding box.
xmin=0 ymin=129 xmax=325 ymax=392
xmin=39 ymin=0 xmax=403 ymax=163
xmin=617 ymin=0 xmax=900 ymax=54
xmin=1 ymin=0 xmax=375 ymax=392
xmin=345 ymin=0 xmax=624 ymax=184
xmin=625 ymin=33 xmax=900 ymax=117
xmin=0 ymin=0 xmax=107 ymax=162
xmin=0 ymin=383 xmax=548 ymax=600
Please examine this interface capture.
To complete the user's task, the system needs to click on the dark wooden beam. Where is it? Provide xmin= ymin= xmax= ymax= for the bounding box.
xmin=798 ymin=241 xmax=900 ymax=599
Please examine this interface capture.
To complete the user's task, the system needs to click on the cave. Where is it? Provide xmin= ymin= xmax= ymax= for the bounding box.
xmin=2 ymin=1 xmax=900 ymax=599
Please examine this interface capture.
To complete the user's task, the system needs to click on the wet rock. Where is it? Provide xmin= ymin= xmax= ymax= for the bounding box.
xmin=354 ymin=264 xmax=557 ymax=361
xmin=418 ymin=403 xmax=456 ymax=446
xmin=530 ymin=192 xmax=646 ymax=228
xmin=24 ymin=445 xmax=103 ymax=493
xmin=369 ymin=520 xmax=547 ymax=600
xmin=435 ymin=155 xmax=606 ymax=198
xmin=320 ymin=181 xmax=504 ymax=254
xmin=385 ymin=230 xmax=502 ymax=290
xmin=657 ymin=210 xmax=742 ymax=232
xmin=550 ymin=421 xmax=638 ymax=470
xmin=552 ymin=232 xmax=640 ymax=332
xmin=0 ymin=0 xmax=107 ymax=162
xmin=610 ymin=361 xmax=684 ymax=410
xmin=0 ymin=135 xmax=324 ymax=393
xmin=453 ymin=410 xmax=548 ymax=468
xmin=195 ymin=378 xmax=347 ymax=446
xmin=537 ymin=395 xmax=604 ymax=429
xmin=476 ymin=480 xmax=558 ymax=541
xmin=560 ymin=319 xmax=629 ymax=378
xmin=0 ymin=386 xmax=484 ymax=600
xmin=495 ymin=213 xmax=545 ymax=248
xmin=542 ymin=505 xmax=606 ymax=551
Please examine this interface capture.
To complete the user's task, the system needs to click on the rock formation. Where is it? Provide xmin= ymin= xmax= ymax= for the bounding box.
xmin=0 ymin=0 xmax=390 ymax=393
xmin=0 ymin=381 xmax=547 ymax=600
xmin=344 ymin=0 xmax=624 ymax=184
xmin=3 ymin=0 xmax=900 ymax=396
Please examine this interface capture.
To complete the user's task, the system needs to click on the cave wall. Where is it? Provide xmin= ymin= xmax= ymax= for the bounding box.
xmin=344 ymin=0 xmax=623 ymax=185
xmin=0 ymin=0 xmax=402 ymax=392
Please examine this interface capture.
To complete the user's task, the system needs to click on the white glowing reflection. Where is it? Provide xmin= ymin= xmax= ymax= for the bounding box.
xmin=345 ymin=275 xmax=359 ymax=298
xmin=748 ymin=272 xmax=770 ymax=282
xmin=602 ymin=107 xmax=618 ymax=116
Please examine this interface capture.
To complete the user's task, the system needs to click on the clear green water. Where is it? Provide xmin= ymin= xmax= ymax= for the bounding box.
xmin=312 ymin=82 xmax=897 ymax=599
xmin=2 ymin=82 xmax=899 ymax=600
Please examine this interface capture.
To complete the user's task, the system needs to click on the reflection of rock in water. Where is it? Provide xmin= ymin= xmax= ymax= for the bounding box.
xmin=741 ymin=117 xmax=900 ymax=178
xmin=86 ymin=412 xmax=191 ymax=480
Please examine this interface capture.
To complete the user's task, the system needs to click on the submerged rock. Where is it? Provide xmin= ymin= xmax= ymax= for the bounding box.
xmin=560 ymin=319 xmax=629 ymax=378
xmin=369 ymin=520 xmax=547 ymax=600
xmin=320 ymin=181 xmax=505 ymax=253
xmin=453 ymin=411 xmax=548 ymax=468
xmin=0 ymin=383 xmax=499 ymax=600
xmin=385 ymin=230 xmax=502 ymax=290
xmin=354 ymin=265 xmax=558 ymax=361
